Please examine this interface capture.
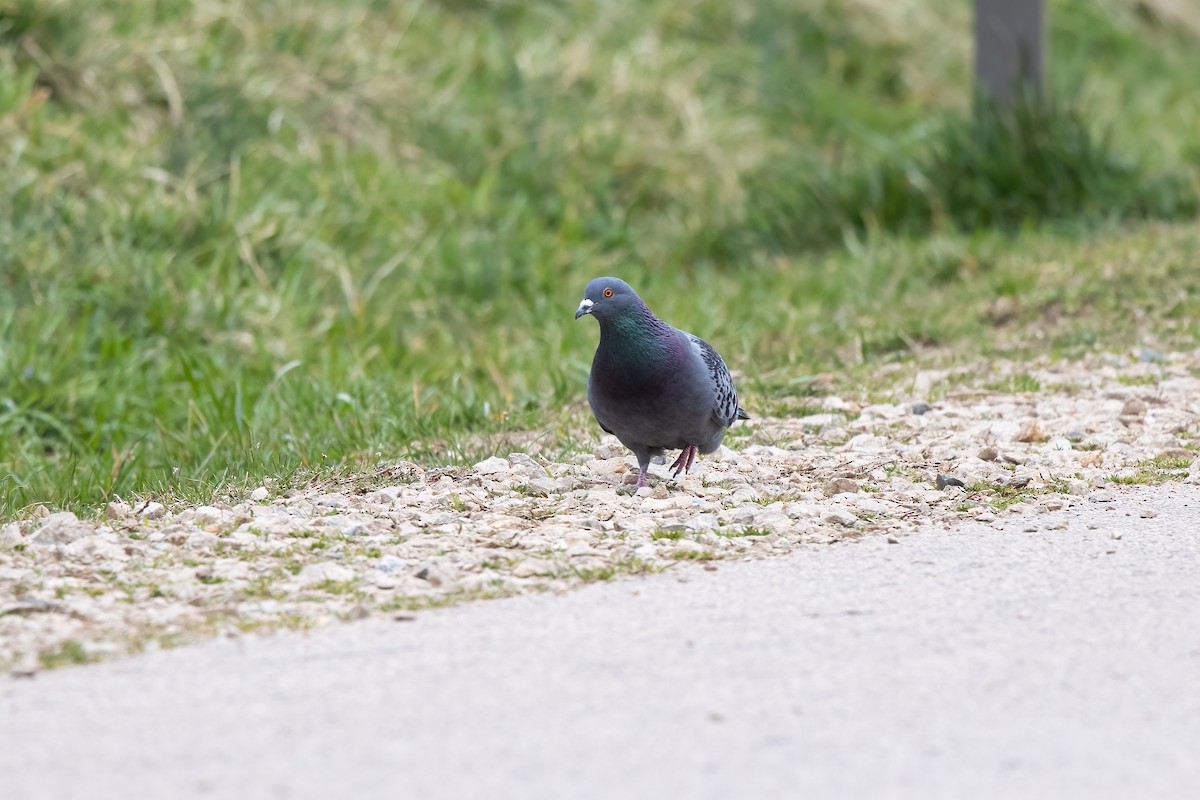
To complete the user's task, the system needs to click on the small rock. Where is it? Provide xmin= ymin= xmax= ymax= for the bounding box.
xmin=845 ymin=434 xmax=889 ymax=452
xmin=366 ymin=486 xmax=405 ymax=505
xmin=1066 ymin=479 xmax=1089 ymax=496
xmin=936 ymin=474 xmax=966 ymax=490
xmin=977 ymin=446 xmax=1000 ymax=462
xmin=28 ymin=512 xmax=91 ymax=545
xmin=910 ymin=402 xmax=933 ymax=416
xmin=1140 ymin=509 xmax=1158 ymax=519
xmin=249 ymin=486 xmax=270 ymax=502
xmin=297 ymin=562 xmax=357 ymax=586
xmin=376 ymin=555 xmax=407 ymax=574
xmin=9 ymin=652 xmax=39 ymax=678
xmin=186 ymin=531 xmax=220 ymax=550
xmin=507 ymin=453 xmax=544 ymax=476
xmin=186 ymin=506 xmax=227 ymax=527
xmin=103 ymin=501 xmax=130 ymax=520
xmin=594 ymin=443 xmax=623 ymax=460
xmin=512 ymin=559 xmax=557 ymax=578
xmin=63 ymin=536 xmax=129 ymax=563
xmin=1136 ymin=347 xmax=1165 ymax=363
xmin=1005 ymin=475 xmax=1032 ymax=489
xmin=731 ymin=508 xmax=756 ymax=525
xmin=825 ymin=478 xmax=860 ymax=496
xmin=473 ymin=456 xmax=510 ymax=476
xmin=0 ymin=522 xmax=20 ymax=548
xmin=525 ymin=477 xmax=563 ymax=497
xmin=139 ymin=502 xmax=166 ymax=519
xmin=821 ymin=510 xmax=858 ymax=528
xmin=1014 ymin=421 xmax=1047 ymax=443
xmin=1120 ymin=398 xmax=1147 ymax=417
xmin=314 ymin=494 xmax=349 ymax=509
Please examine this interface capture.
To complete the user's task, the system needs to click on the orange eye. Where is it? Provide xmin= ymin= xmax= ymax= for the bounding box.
xmin=603 ymin=287 xmax=614 ymax=298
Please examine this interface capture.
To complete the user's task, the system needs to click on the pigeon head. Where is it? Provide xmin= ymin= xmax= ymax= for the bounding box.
xmin=574 ymin=277 xmax=643 ymax=322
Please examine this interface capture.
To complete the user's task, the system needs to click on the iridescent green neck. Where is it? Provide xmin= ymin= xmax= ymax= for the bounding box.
xmin=596 ymin=306 xmax=676 ymax=383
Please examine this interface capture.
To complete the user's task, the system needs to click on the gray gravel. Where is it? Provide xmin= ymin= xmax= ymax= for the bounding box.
xmin=2 ymin=482 xmax=1198 ymax=799
xmin=5 ymin=350 xmax=1200 ymax=670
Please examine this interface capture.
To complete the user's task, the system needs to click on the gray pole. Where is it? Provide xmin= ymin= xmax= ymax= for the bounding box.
xmin=974 ymin=0 xmax=1046 ymax=107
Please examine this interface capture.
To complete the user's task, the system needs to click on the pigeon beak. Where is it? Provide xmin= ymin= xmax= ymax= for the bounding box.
xmin=574 ymin=299 xmax=594 ymax=320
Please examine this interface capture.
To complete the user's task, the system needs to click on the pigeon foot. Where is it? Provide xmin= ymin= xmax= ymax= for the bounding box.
xmin=669 ymin=446 xmax=698 ymax=478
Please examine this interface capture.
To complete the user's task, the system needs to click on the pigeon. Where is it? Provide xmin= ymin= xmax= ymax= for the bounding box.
xmin=575 ymin=277 xmax=749 ymax=488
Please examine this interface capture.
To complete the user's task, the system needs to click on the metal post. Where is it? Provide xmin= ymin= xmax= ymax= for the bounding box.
xmin=974 ymin=0 xmax=1045 ymax=107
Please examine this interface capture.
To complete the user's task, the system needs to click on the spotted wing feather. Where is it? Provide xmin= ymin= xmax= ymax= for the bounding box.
xmin=683 ymin=332 xmax=745 ymax=428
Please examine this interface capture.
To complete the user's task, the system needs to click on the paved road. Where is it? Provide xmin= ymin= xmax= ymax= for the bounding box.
xmin=3 ymin=484 xmax=1199 ymax=799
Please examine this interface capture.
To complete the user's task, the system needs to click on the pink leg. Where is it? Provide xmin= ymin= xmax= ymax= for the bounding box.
xmin=635 ymin=466 xmax=649 ymax=488
xmin=670 ymin=446 xmax=698 ymax=479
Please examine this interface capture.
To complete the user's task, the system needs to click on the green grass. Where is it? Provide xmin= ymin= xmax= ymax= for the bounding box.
xmin=1110 ymin=454 xmax=1194 ymax=485
xmin=967 ymin=478 xmax=1073 ymax=510
xmin=669 ymin=548 xmax=717 ymax=562
xmin=38 ymin=639 xmax=92 ymax=669
xmin=2 ymin=1 xmax=1200 ymax=517
xmin=650 ymin=528 xmax=685 ymax=541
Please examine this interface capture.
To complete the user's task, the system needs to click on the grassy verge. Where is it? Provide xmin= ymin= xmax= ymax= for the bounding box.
xmin=2 ymin=0 xmax=1199 ymax=517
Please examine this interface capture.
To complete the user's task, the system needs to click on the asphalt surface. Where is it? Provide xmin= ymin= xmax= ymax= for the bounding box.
xmin=3 ymin=484 xmax=1199 ymax=800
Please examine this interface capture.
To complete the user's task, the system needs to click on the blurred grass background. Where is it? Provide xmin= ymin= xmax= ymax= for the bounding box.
xmin=2 ymin=0 xmax=1199 ymax=516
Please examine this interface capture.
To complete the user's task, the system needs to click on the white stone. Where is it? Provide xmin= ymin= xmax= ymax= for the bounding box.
xmin=28 ymin=512 xmax=90 ymax=545
xmin=63 ymin=535 xmax=129 ymax=563
xmin=140 ymin=502 xmax=166 ymax=519
xmin=186 ymin=531 xmax=220 ymax=549
xmin=512 ymin=559 xmax=556 ymax=578
xmin=298 ymin=562 xmax=358 ymax=585
xmin=525 ymin=477 xmax=563 ymax=497
xmin=104 ymin=501 xmax=131 ymax=520
xmin=687 ymin=513 xmax=720 ymax=532
xmin=507 ymin=453 xmax=544 ymax=477
xmin=844 ymin=434 xmax=888 ymax=452
xmin=822 ymin=510 xmax=858 ymax=528
xmin=474 ymin=457 xmax=510 ymax=475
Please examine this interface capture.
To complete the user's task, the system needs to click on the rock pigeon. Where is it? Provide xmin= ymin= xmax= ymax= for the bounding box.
xmin=575 ymin=277 xmax=749 ymax=488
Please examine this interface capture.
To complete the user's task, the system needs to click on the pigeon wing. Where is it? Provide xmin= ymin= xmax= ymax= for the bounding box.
xmin=683 ymin=332 xmax=743 ymax=428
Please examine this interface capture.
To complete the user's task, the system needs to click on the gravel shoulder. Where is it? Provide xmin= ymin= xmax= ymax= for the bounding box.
xmin=3 ymin=350 xmax=1199 ymax=672
xmin=1 ymin=482 xmax=1198 ymax=799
